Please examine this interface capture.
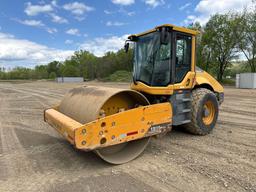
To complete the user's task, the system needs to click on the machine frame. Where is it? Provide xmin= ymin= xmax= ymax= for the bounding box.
xmin=44 ymin=103 xmax=172 ymax=151
xmin=44 ymin=24 xmax=224 ymax=164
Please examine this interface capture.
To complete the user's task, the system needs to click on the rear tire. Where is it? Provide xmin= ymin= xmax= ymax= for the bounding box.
xmin=186 ymin=88 xmax=219 ymax=135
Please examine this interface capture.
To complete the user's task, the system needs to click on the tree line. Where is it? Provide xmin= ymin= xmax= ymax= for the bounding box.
xmin=0 ymin=5 xmax=255 ymax=82
xmin=191 ymin=4 xmax=256 ymax=81
xmin=0 ymin=49 xmax=133 ymax=81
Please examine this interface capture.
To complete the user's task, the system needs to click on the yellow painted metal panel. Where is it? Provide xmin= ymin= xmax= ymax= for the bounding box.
xmin=195 ymin=71 xmax=224 ymax=93
xmin=131 ymin=72 xmax=196 ymax=95
xmin=44 ymin=103 xmax=172 ymax=151
xmin=173 ymin=72 xmax=196 ymax=90
xmin=44 ymin=109 xmax=83 ymax=144
xmin=75 ymin=102 xmax=172 ymax=150
xmin=129 ymin=23 xmax=199 ymax=38
xmin=191 ymin=36 xmax=196 ymax=71
xmin=130 ymin=82 xmax=174 ymax=95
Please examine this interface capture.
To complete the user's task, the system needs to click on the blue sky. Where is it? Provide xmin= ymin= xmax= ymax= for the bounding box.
xmin=0 ymin=0 xmax=252 ymax=68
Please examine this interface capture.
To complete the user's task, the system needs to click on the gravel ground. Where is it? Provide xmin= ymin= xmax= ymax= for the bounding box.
xmin=0 ymin=81 xmax=255 ymax=192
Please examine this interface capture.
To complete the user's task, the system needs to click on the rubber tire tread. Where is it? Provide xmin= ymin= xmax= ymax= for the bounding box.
xmin=186 ymin=88 xmax=219 ymax=135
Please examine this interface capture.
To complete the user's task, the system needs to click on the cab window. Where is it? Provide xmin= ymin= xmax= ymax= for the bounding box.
xmin=175 ymin=34 xmax=192 ymax=83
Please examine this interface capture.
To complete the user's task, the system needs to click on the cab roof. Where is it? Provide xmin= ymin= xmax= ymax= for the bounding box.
xmin=128 ymin=24 xmax=199 ymax=39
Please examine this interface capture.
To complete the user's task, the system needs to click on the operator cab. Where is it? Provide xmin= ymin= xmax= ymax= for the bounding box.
xmin=125 ymin=24 xmax=198 ymax=95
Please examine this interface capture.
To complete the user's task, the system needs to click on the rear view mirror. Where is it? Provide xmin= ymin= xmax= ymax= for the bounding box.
xmin=124 ymin=41 xmax=129 ymax=53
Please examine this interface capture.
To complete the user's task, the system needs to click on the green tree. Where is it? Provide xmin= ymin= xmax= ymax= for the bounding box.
xmin=96 ymin=52 xmax=117 ymax=79
xmin=236 ymin=4 xmax=256 ymax=72
xmin=70 ymin=50 xmax=97 ymax=79
xmin=60 ymin=60 xmax=80 ymax=77
xmin=115 ymin=49 xmax=133 ymax=72
xmin=203 ymin=13 xmax=239 ymax=81
xmin=188 ymin=22 xmax=208 ymax=70
xmin=187 ymin=22 xmax=216 ymax=73
xmin=49 ymin=72 xmax=57 ymax=79
xmin=35 ymin=65 xmax=48 ymax=79
xmin=7 ymin=67 xmax=33 ymax=79
xmin=47 ymin=61 xmax=61 ymax=77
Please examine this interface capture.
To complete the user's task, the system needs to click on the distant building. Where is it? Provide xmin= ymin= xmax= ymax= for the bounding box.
xmin=56 ymin=77 xmax=84 ymax=83
xmin=236 ymin=73 xmax=256 ymax=89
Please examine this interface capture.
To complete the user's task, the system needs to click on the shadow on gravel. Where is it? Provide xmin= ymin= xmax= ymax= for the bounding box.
xmin=13 ymin=123 xmax=211 ymax=174
xmin=15 ymin=128 xmax=61 ymax=148
xmin=14 ymin=128 xmax=111 ymax=173
xmin=167 ymin=126 xmax=195 ymax=139
xmin=48 ymin=172 xmax=158 ymax=192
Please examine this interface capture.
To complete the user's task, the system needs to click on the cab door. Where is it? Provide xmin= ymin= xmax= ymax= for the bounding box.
xmin=172 ymin=32 xmax=196 ymax=90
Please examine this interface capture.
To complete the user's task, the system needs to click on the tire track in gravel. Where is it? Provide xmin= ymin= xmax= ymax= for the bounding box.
xmin=0 ymin=84 xmax=49 ymax=180
xmin=218 ymin=120 xmax=256 ymax=131
xmin=221 ymin=112 xmax=256 ymax=122
xmin=0 ymin=84 xmax=62 ymax=136
xmin=0 ymin=89 xmax=10 ymax=181
xmin=0 ymin=86 xmax=61 ymax=105
xmin=143 ymin=139 xmax=256 ymax=192
xmin=0 ymin=82 xmax=256 ymax=192
xmin=221 ymin=108 xmax=256 ymax=117
xmin=0 ymin=109 xmax=7 ymax=181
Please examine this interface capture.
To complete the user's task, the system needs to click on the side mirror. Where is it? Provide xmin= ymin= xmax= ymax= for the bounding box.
xmin=124 ymin=42 xmax=129 ymax=53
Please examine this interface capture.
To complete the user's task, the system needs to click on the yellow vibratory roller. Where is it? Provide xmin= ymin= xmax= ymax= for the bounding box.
xmin=58 ymin=86 xmax=151 ymax=164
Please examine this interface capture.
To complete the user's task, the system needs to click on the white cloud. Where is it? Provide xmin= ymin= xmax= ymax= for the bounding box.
xmin=63 ymin=2 xmax=94 ymax=15
xmin=118 ymin=7 xmax=136 ymax=16
xmin=24 ymin=2 xmax=53 ymax=16
xmin=182 ymin=15 xmax=196 ymax=25
xmin=49 ymin=13 xmax=68 ymax=24
xmin=46 ymin=27 xmax=58 ymax=34
xmin=195 ymin=0 xmax=251 ymax=14
xmin=104 ymin=8 xmax=135 ymax=16
xmin=106 ymin=21 xmax=126 ymax=26
xmin=24 ymin=2 xmax=68 ymax=25
xmin=18 ymin=19 xmax=45 ymax=27
xmin=0 ymin=33 xmax=14 ymax=39
xmin=144 ymin=0 xmax=165 ymax=8
xmin=66 ymin=28 xmax=80 ymax=36
xmin=127 ymin=11 xmax=135 ymax=16
xmin=187 ymin=15 xmax=196 ymax=20
xmin=104 ymin=10 xmax=113 ymax=15
xmin=179 ymin=3 xmax=191 ymax=11
xmin=80 ymin=35 xmax=128 ymax=57
xmin=15 ymin=19 xmax=57 ymax=34
xmin=74 ymin=16 xmax=86 ymax=21
xmin=65 ymin=39 xmax=73 ymax=44
xmin=51 ymin=0 xmax=58 ymax=7
xmin=186 ymin=0 xmax=254 ymax=25
xmin=0 ymin=32 xmax=73 ymax=68
xmin=111 ymin=0 xmax=135 ymax=6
